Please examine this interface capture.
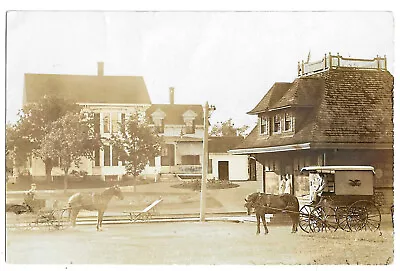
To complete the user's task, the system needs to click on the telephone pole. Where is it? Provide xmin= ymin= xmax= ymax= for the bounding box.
xmin=200 ymin=101 xmax=209 ymax=222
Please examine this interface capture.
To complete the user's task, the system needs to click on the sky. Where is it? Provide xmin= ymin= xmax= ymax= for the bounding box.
xmin=5 ymin=11 xmax=394 ymax=130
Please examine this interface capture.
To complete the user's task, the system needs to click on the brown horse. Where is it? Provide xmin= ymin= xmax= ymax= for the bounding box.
xmin=68 ymin=185 xmax=124 ymax=231
xmin=244 ymin=192 xmax=299 ymax=234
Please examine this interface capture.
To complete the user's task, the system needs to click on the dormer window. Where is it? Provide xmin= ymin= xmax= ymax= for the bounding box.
xmin=185 ymin=120 xmax=195 ymax=134
xmin=260 ymin=116 xmax=269 ymax=135
xmin=155 ymin=119 xmax=165 ymax=133
xmin=182 ymin=110 xmax=197 ymax=135
xmin=284 ymin=112 xmax=293 ymax=131
xmin=151 ymin=109 xmax=166 ymax=134
xmin=273 ymin=114 xmax=282 ymax=133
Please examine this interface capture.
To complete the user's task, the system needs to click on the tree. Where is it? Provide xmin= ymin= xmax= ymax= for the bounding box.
xmin=6 ymin=123 xmax=34 ymax=178
xmin=209 ymin=118 xmax=250 ymax=137
xmin=39 ymin=112 xmax=102 ymax=192
xmin=14 ymin=95 xmax=81 ymax=182
xmin=109 ymin=113 xmax=162 ymax=191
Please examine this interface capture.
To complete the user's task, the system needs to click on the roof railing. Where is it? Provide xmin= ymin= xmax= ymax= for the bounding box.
xmin=298 ymin=53 xmax=387 ymax=77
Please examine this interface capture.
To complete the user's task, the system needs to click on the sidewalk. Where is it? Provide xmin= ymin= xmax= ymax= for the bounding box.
xmin=6 ymin=179 xmax=260 ymax=215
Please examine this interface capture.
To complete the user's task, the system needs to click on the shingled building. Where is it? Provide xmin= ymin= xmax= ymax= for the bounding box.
xmin=230 ymin=53 xmax=393 ymax=209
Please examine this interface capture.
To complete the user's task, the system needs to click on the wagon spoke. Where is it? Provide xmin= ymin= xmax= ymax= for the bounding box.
xmin=347 ymin=200 xmax=381 ymax=232
xmin=299 ymin=205 xmax=314 ymax=233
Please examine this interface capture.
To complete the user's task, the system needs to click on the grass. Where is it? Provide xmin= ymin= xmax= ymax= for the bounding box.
xmin=171 ymin=179 xmax=240 ymax=191
xmin=6 ymin=176 xmax=154 ymax=191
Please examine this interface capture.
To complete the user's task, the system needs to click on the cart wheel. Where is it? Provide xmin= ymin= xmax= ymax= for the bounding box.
xmin=299 ymin=205 xmax=314 ymax=233
xmin=309 ymin=206 xmax=338 ymax=233
xmin=58 ymin=208 xmax=70 ymax=229
xmin=347 ymin=200 xmax=381 ymax=231
xmin=335 ymin=206 xmax=351 ymax=232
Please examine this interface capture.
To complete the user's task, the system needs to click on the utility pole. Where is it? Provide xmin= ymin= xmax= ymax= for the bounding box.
xmin=200 ymin=101 xmax=209 ymax=222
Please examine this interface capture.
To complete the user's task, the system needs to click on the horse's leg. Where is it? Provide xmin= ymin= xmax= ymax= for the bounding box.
xmin=256 ymin=214 xmax=261 ymax=235
xmin=262 ymin=213 xmax=268 ymax=235
xmin=70 ymin=208 xmax=79 ymax=227
xmin=289 ymin=212 xmax=299 ymax=233
xmin=97 ymin=211 xmax=104 ymax=231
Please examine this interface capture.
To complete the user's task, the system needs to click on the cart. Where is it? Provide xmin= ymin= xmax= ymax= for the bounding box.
xmin=6 ymin=193 xmax=69 ymax=230
xmin=298 ymin=166 xmax=381 ymax=233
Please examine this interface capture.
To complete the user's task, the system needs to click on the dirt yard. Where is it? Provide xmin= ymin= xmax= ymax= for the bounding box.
xmin=5 ymin=220 xmax=394 ymax=265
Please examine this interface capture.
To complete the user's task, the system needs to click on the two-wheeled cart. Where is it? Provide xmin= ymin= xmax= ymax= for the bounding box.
xmin=6 ymin=193 xmax=69 ymax=230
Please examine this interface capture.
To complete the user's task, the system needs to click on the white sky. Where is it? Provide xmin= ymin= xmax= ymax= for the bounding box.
xmin=5 ymin=11 xmax=395 ymax=130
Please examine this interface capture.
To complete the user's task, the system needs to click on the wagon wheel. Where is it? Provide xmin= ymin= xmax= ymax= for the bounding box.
xmin=347 ymin=200 xmax=381 ymax=231
xmin=56 ymin=208 xmax=70 ymax=229
xmin=309 ymin=206 xmax=338 ymax=233
xmin=335 ymin=206 xmax=352 ymax=232
xmin=299 ymin=205 xmax=314 ymax=233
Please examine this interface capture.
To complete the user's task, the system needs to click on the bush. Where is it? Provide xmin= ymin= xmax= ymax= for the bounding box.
xmin=171 ymin=178 xmax=239 ymax=191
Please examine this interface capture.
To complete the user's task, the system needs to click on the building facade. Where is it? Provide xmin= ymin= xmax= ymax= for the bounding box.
xmin=208 ymin=136 xmax=249 ymax=181
xmin=144 ymin=88 xmax=205 ymax=177
xmin=230 ymin=54 xmax=394 ymax=209
xmin=23 ymin=63 xmax=205 ymax=181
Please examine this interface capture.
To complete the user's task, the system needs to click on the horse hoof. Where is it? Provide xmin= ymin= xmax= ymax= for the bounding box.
xmin=256 ymin=232 xmax=260 ymax=235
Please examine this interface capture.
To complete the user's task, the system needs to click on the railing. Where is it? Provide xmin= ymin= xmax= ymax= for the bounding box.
xmin=171 ymin=165 xmax=202 ymax=174
xmin=298 ymin=53 xmax=387 ymax=77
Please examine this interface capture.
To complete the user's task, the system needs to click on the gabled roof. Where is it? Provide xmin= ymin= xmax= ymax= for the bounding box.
xmin=146 ymin=104 xmax=204 ymax=125
xmin=234 ymin=68 xmax=394 ymax=152
xmin=209 ymin=136 xmax=245 ymax=153
xmin=24 ymin=73 xmax=151 ymax=105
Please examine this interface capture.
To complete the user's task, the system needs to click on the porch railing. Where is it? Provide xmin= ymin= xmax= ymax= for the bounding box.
xmin=170 ymin=165 xmax=202 ymax=174
xmin=298 ymin=53 xmax=387 ymax=77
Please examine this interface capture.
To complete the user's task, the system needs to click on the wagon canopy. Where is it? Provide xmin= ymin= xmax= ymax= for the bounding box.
xmin=301 ymin=166 xmax=375 ymax=174
xmin=301 ymin=166 xmax=375 ymax=196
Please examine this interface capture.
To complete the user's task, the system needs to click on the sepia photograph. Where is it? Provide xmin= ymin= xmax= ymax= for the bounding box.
xmin=3 ymin=5 xmax=396 ymax=268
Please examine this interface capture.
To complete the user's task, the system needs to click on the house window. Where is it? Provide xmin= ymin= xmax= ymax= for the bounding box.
xmin=104 ymin=145 xmax=110 ymax=166
xmin=121 ymin=113 xmax=125 ymax=133
xmin=185 ymin=120 xmax=195 ymax=134
xmin=94 ymin=148 xmax=100 ymax=166
xmin=103 ymin=113 xmax=110 ymax=133
xmin=273 ymin=114 xmax=281 ymax=133
xmin=155 ymin=119 xmax=165 ymax=133
xmin=284 ymin=112 xmax=293 ymax=131
xmin=260 ymin=116 xmax=269 ymax=135
xmin=111 ymin=113 xmax=119 ymax=133
xmin=94 ymin=113 xmax=100 ymax=134
xmin=181 ymin=155 xmax=200 ymax=165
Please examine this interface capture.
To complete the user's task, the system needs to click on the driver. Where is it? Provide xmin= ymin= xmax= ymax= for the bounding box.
xmin=310 ymin=173 xmax=326 ymax=204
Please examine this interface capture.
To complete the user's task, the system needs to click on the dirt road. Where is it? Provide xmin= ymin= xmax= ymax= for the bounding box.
xmin=6 ymin=221 xmax=394 ymax=265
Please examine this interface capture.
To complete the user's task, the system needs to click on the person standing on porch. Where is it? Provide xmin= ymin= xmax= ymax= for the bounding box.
xmin=284 ymin=174 xmax=292 ymax=194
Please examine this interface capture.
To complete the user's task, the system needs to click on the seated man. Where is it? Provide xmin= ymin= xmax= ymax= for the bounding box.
xmin=23 ymin=183 xmax=37 ymax=211
xmin=310 ymin=173 xmax=326 ymax=205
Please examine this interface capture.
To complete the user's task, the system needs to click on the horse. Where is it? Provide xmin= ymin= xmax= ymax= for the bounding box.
xmin=67 ymin=185 xmax=124 ymax=231
xmin=244 ymin=192 xmax=299 ymax=234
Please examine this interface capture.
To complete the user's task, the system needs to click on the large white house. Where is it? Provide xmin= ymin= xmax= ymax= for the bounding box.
xmin=23 ymin=63 xmax=205 ymax=181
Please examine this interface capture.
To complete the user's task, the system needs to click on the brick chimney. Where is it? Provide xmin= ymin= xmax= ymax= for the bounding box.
xmin=97 ymin=62 xmax=104 ymax=76
xmin=169 ymin=87 xmax=175 ymax=104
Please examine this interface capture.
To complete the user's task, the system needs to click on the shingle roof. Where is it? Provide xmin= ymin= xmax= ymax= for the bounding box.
xmin=235 ymin=68 xmax=394 ymax=151
xmin=24 ymin=73 xmax=151 ymax=104
xmin=273 ymin=78 xmax=324 ymax=108
xmin=208 ymin=136 xmax=245 ymax=153
xmin=247 ymin=83 xmax=292 ymax=114
xmin=146 ymin=104 xmax=204 ymax=125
